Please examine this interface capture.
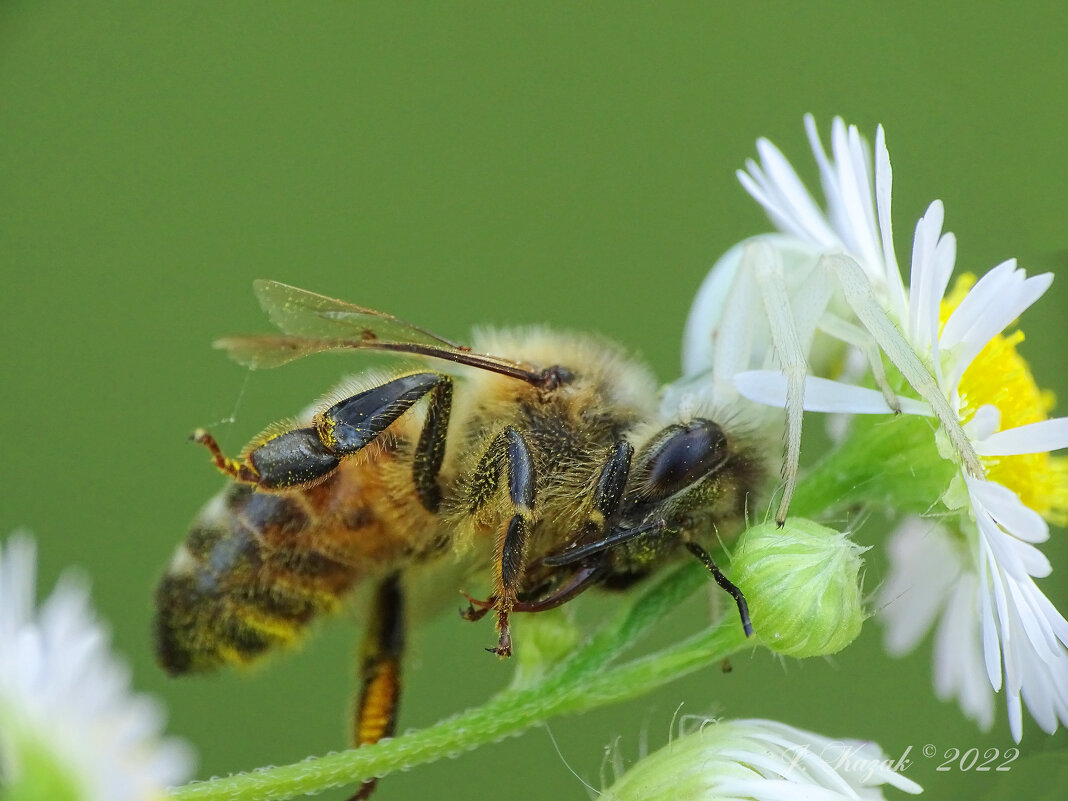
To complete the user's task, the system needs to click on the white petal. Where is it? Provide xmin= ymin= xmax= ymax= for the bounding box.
xmin=977 ymin=543 xmax=1004 ymax=691
xmin=1032 ymin=586 xmax=1068 ymax=647
xmin=874 ymin=125 xmax=907 ymax=323
xmin=933 ymin=575 xmax=996 ymax=730
xmin=984 ymin=537 xmax=1020 ymax=721
xmin=1016 ymin=640 xmax=1066 ymax=735
xmin=939 ymin=260 xmax=1020 ymax=350
xmin=975 ymin=417 xmax=1068 ymax=456
xmin=0 ymin=535 xmax=194 ymax=797
xmin=741 ymin=137 xmax=840 ymax=248
xmin=907 ymin=200 xmax=953 ymax=356
xmin=966 ymin=476 xmax=1050 ymax=545
xmin=964 ymin=404 xmax=1002 ymax=442
xmin=834 ymin=121 xmax=881 ymax=274
xmin=1005 ymin=578 xmax=1058 ymax=665
xmin=942 ymin=266 xmax=1053 ymax=388
xmin=0 ymin=532 xmax=37 ymax=641
xmin=735 ymin=370 xmax=932 ymax=415
xmin=976 ymin=506 xmax=1051 ymax=579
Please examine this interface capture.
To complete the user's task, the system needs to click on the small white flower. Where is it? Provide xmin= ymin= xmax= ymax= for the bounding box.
xmin=730 ymin=117 xmax=1068 ymax=741
xmin=0 ymin=532 xmax=193 ymax=800
xmin=600 ymin=717 xmax=921 ymax=801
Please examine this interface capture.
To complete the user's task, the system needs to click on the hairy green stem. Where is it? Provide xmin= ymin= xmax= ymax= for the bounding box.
xmin=169 ymin=563 xmax=742 ymax=801
xmin=789 ymin=412 xmax=954 ymax=520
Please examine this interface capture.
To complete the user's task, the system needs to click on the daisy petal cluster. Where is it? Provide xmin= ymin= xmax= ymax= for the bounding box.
xmin=600 ymin=717 xmax=921 ymax=801
xmin=0 ymin=532 xmax=193 ymax=801
xmin=737 ymin=114 xmax=907 ymax=316
xmin=718 ymin=116 xmax=1068 ymax=741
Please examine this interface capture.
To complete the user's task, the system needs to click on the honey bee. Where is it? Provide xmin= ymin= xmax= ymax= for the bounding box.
xmin=155 ymin=280 xmax=765 ymax=798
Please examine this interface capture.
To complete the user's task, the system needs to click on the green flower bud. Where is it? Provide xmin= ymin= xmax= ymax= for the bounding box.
xmin=731 ymin=518 xmax=866 ymax=657
xmin=508 ymin=608 xmax=580 ymax=690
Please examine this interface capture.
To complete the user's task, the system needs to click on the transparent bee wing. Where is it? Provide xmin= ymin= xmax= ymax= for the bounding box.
xmin=213 ymin=335 xmax=362 ymax=369
xmin=253 ymin=279 xmax=465 ymax=348
xmin=214 ymin=280 xmax=546 ymax=384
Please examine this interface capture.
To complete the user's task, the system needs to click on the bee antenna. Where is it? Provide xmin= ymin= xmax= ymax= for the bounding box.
xmin=684 ymin=541 xmax=752 ymax=637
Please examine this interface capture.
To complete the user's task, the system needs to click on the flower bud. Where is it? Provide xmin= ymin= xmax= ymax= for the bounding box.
xmin=731 ymin=518 xmax=866 ymax=657
xmin=508 ymin=608 xmax=580 ymax=690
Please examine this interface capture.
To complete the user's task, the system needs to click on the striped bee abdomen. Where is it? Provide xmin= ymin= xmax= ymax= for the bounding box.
xmin=154 ymin=482 xmax=365 ymax=675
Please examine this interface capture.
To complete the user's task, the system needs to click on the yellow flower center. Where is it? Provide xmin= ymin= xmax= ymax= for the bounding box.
xmin=941 ymin=274 xmax=1068 ymax=525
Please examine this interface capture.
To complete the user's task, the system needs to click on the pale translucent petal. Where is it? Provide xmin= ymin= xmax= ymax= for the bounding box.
xmin=1033 ymin=585 xmax=1068 ymax=646
xmin=878 ymin=519 xmax=959 ymax=655
xmin=804 ymin=114 xmax=849 ymax=248
xmin=933 ymin=575 xmax=996 ymax=730
xmin=1016 ymin=641 xmax=1065 ymax=734
xmin=0 ymin=532 xmax=36 ymax=640
xmin=740 ymin=136 xmax=840 ymax=248
xmin=833 ymin=120 xmax=881 ymax=273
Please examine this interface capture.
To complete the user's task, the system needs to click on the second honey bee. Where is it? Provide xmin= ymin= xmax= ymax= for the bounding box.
xmin=155 ymin=280 xmax=766 ymax=796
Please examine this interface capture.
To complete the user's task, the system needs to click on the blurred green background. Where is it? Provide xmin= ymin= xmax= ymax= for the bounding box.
xmin=2 ymin=3 xmax=1065 ymax=799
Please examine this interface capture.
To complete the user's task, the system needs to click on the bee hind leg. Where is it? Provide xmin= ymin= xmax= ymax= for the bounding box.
xmin=348 ymin=574 xmax=406 ymax=801
xmin=192 ymin=429 xmax=261 ymax=484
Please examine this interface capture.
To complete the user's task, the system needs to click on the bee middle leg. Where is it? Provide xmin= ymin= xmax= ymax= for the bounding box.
xmin=464 ymin=439 xmax=634 ymax=622
xmin=348 ymin=574 xmax=406 ymax=801
xmin=467 ymin=426 xmax=536 ymax=657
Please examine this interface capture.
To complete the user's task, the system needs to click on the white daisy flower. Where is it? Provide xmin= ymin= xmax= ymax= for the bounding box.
xmin=728 ymin=117 xmax=1068 ymax=741
xmin=600 ymin=717 xmax=921 ymax=801
xmin=0 ymin=532 xmax=193 ymax=800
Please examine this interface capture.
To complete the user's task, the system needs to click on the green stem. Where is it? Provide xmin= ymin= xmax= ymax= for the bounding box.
xmin=170 ymin=563 xmax=739 ymax=801
xmin=789 ymin=412 xmax=954 ymax=520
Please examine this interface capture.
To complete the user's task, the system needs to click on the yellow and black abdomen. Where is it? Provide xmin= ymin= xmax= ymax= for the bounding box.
xmin=154 ymin=484 xmax=352 ymax=674
xmin=154 ymin=442 xmax=439 ymax=675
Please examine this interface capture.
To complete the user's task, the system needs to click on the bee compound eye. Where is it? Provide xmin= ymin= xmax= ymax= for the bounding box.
xmin=640 ymin=420 xmax=728 ymax=501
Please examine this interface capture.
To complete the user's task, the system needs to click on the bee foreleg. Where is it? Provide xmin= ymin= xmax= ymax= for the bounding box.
xmin=582 ymin=439 xmax=635 ymax=537
xmin=537 ymin=439 xmax=637 ymax=566
xmin=469 ymin=427 xmax=536 ymax=658
xmin=350 ymin=574 xmax=406 ymax=801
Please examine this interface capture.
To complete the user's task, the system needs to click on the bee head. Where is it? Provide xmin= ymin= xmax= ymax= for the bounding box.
xmin=542 ymin=418 xmax=763 ymax=573
xmin=622 ymin=417 xmax=760 ymax=543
